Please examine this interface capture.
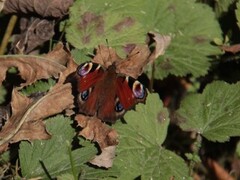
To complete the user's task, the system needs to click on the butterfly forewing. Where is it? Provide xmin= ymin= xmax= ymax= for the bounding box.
xmin=77 ymin=62 xmax=104 ymax=92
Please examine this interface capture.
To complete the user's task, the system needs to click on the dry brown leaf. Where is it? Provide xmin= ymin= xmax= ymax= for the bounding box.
xmin=231 ymin=157 xmax=240 ymax=178
xmin=44 ymin=43 xmax=71 ymax=66
xmin=90 ymin=44 xmax=150 ymax=79
xmin=116 ymin=45 xmax=151 ymax=79
xmin=75 ymin=115 xmax=118 ymax=168
xmin=92 ymin=45 xmax=123 ymax=68
xmin=90 ymin=146 xmax=116 ymax=168
xmin=208 ymin=159 xmax=235 ymax=180
xmin=0 ymin=53 xmax=66 ymax=88
xmin=90 ymin=33 xmax=171 ymax=79
xmin=0 ymin=82 xmax=74 ymax=153
xmin=221 ymin=44 xmax=240 ymax=54
xmin=193 ymin=173 xmax=201 ymax=180
xmin=116 ymin=32 xmax=171 ymax=78
xmin=148 ymin=32 xmax=172 ymax=63
xmin=0 ymin=143 xmax=8 ymax=153
xmin=12 ymin=17 xmax=55 ymax=54
xmin=0 ymin=1 xmax=4 ymax=12
xmin=2 ymin=0 xmax=73 ymax=18
xmin=2 ymin=0 xmax=73 ymax=54
xmin=58 ymin=55 xmax=78 ymax=85
xmin=0 ymin=42 xmax=75 ymax=153
xmin=12 ymin=120 xmax=50 ymax=143
xmin=75 ymin=114 xmax=118 ymax=149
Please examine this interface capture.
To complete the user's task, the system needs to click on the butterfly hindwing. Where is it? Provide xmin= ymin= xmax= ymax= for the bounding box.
xmin=116 ymin=76 xmax=147 ymax=110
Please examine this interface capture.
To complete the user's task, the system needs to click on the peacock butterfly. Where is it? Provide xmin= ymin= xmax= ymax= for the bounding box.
xmin=75 ymin=62 xmax=147 ymax=123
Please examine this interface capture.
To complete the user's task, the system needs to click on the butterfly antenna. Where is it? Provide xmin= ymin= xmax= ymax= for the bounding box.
xmin=105 ymin=39 xmax=113 ymax=64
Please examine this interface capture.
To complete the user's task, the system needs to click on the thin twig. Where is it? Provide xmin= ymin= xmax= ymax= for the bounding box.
xmin=0 ymin=15 xmax=18 ymax=55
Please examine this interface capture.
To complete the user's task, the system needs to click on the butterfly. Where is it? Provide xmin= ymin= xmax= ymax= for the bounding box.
xmin=75 ymin=62 xmax=147 ymax=123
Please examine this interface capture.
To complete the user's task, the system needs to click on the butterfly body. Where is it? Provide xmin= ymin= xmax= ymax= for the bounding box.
xmin=76 ymin=62 xmax=147 ymax=123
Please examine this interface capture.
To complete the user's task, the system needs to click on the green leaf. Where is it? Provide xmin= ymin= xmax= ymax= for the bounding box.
xmin=0 ymin=150 xmax=10 ymax=163
xmin=236 ymin=141 xmax=240 ymax=158
xmin=236 ymin=1 xmax=240 ymax=29
xmin=19 ymin=115 xmax=97 ymax=178
xmin=71 ymin=48 xmax=93 ymax=65
xmin=21 ymin=79 xmax=56 ymax=96
xmin=66 ymin=0 xmax=145 ymax=52
xmin=113 ymin=93 xmax=189 ymax=179
xmin=178 ymin=81 xmax=240 ymax=142
xmin=185 ymin=153 xmax=201 ymax=163
xmin=66 ymin=0 xmax=221 ymax=78
xmin=58 ymin=173 xmax=75 ymax=180
xmin=80 ymin=165 xmax=120 ymax=179
xmin=0 ymin=86 xmax=6 ymax=104
xmin=214 ymin=0 xmax=236 ymax=18
xmin=132 ymin=0 xmax=222 ymax=79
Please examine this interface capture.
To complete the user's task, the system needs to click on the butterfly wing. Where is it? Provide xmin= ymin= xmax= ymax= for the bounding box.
xmin=76 ymin=62 xmax=105 ymax=116
xmin=116 ymin=76 xmax=147 ymax=110
xmin=76 ymin=62 xmax=104 ymax=92
xmin=75 ymin=62 xmax=147 ymax=123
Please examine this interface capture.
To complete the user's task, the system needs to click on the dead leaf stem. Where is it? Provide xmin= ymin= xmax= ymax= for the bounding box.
xmin=0 ymin=15 xmax=18 ymax=55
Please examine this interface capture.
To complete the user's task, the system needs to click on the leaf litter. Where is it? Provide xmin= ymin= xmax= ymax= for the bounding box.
xmin=2 ymin=0 xmax=74 ymax=54
xmin=0 ymin=43 xmax=74 ymax=153
xmin=0 ymin=32 xmax=170 ymax=170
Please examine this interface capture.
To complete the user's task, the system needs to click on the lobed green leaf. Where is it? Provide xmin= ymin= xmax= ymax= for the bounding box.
xmin=66 ymin=0 xmax=145 ymax=55
xmin=178 ymin=81 xmax=240 ymax=142
xmin=19 ymin=115 xmax=97 ymax=179
xmin=113 ymin=93 xmax=189 ymax=179
xmin=236 ymin=1 xmax=240 ymax=29
xmin=133 ymin=0 xmax=222 ymax=79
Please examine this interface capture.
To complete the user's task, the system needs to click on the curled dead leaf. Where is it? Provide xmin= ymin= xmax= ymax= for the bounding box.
xmin=2 ymin=0 xmax=73 ymax=54
xmin=147 ymin=32 xmax=171 ymax=63
xmin=44 ymin=43 xmax=71 ymax=66
xmin=58 ymin=55 xmax=78 ymax=85
xmin=0 ymin=55 xmax=65 ymax=87
xmin=92 ymin=45 xmax=123 ymax=68
xmin=0 ymin=82 xmax=74 ymax=153
xmin=2 ymin=0 xmax=73 ymax=18
xmin=12 ymin=18 xmax=55 ymax=54
xmin=208 ymin=158 xmax=235 ymax=180
xmin=0 ymin=43 xmax=72 ymax=88
xmin=220 ymin=44 xmax=240 ymax=54
xmin=12 ymin=120 xmax=50 ymax=143
xmin=75 ymin=115 xmax=118 ymax=168
xmin=90 ymin=32 xmax=171 ymax=79
xmin=90 ymin=146 xmax=116 ymax=168
xmin=116 ymin=45 xmax=151 ymax=79
xmin=75 ymin=114 xmax=118 ymax=149
xmin=91 ymin=44 xmax=150 ymax=79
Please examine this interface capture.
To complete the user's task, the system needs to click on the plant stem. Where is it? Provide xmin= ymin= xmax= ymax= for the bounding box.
xmin=0 ymin=15 xmax=18 ymax=55
xmin=189 ymin=133 xmax=202 ymax=176
xmin=149 ymin=62 xmax=155 ymax=93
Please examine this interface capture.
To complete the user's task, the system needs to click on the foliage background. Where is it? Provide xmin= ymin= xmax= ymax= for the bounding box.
xmin=0 ymin=0 xmax=240 ymax=179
